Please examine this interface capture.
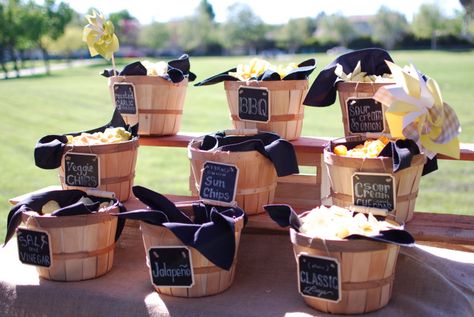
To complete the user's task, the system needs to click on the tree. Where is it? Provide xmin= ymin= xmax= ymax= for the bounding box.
xmin=412 ymin=3 xmax=447 ymax=49
xmin=277 ymin=17 xmax=315 ymax=54
xmin=138 ymin=22 xmax=170 ymax=51
xmin=460 ymin=0 xmax=474 ymax=16
xmin=371 ymin=6 xmax=408 ymax=49
xmin=176 ymin=0 xmax=219 ymax=54
xmin=0 ymin=2 xmax=8 ymax=77
xmin=459 ymin=0 xmax=474 ymax=40
xmin=198 ymin=0 xmax=215 ymax=21
xmin=2 ymin=0 xmax=23 ymax=77
xmin=47 ymin=25 xmax=84 ymax=60
xmin=21 ymin=0 xmax=73 ymax=74
xmin=223 ymin=3 xmax=266 ymax=54
xmin=109 ymin=10 xmax=139 ymax=47
xmin=316 ymin=14 xmax=356 ymax=47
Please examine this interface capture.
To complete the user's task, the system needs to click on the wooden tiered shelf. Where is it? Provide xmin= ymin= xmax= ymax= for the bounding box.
xmin=138 ymin=134 xmax=474 ymax=249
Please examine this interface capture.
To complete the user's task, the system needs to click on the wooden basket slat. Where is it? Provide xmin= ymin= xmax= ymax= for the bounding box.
xmin=188 ymin=140 xmax=277 ymax=215
xmin=21 ymin=211 xmax=117 ymax=282
xmin=224 ymin=80 xmax=308 ymax=140
xmin=140 ymin=211 xmax=244 ymax=298
xmin=108 ymin=76 xmax=188 ymax=136
xmin=336 ymin=82 xmax=392 ymax=137
xmin=59 ymin=139 xmax=138 ymax=201
xmin=324 ymin=147 xmax=426 ymax=223
xmin=291 ymin=228 xmax=399 ymax=314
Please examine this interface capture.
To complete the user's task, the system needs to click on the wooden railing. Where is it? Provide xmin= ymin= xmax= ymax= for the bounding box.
xmin=139 ymin=134 xmax=474 ymax=249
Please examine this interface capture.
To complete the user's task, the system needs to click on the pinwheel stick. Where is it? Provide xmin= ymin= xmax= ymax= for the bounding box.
xmin=111 ymin=54 xmax=117 ymax=76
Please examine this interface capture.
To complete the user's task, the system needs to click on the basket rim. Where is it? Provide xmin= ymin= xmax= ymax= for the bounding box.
xmin=323 ymin=147 xmax=427 ymax=167
xmin=289 ymin=227 xmax=395 ymax=252
xmin=108 ymin=75 xmax=189 ymax=87
xmin=21 ymin=208 xmax=118 ymax=228
xmin=224 ymin=78 xmax=308 ymax=90
xmin=336 ymin=80 xmax=394 ymax=89
xmin=64 ymin=137 xmax=139 ymax=152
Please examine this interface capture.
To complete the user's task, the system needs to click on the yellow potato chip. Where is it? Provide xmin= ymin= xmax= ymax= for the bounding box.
xmin=299 ymin=206 xmax=395 ymax=240
xmin=42 ymin=200 xmax=61 ymax=214
xmin=67 ymin=127 xmax=131 ymax=145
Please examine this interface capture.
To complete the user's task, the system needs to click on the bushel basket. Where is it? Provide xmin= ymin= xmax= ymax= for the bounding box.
xmin=224 ymin=80 xmax=308 ymax=141
xmin=59 ymin=139 xmax=139 ymax=202
xmin=336 ymin=81 xmax=393 ymax=137
xmin=140 ymin=203 xmax=245 ymax=297
xmin=20 ymin=209 xmax=118 ymax=282
xmin=108 ymin=76 xmax=188 ymax=136
xmin=324 ymin=138 xmax=426 ymax=223
xmin=188 ymin=136 xmax=278 ymax=216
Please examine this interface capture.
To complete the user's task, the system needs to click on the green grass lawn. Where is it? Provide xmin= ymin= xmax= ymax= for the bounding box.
xmin=1 ymin=50 xmax=473 ymax=240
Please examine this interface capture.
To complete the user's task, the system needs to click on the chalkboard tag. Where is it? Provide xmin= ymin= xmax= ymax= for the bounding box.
xmin=199 ymin=161 xmax=239 ymax=206
xmin=346 ymin=98 xmax=385 ymax=134
xmin=16 ymin=228 xmax=52 ymax=268
xmin=298 ymin=254 xmax=341 ymax=302
xmin=148 ymin=246 xmax=194 ymax=288
xmin=352 ymin=172 xmax=396 ymax=211
xmin=238 ymin=86 xmax=270 ymax=122
xmin=64 ymin=153 xmax=100 ymax=188
xmin=113 ymin=83 xmax=138 ymax=115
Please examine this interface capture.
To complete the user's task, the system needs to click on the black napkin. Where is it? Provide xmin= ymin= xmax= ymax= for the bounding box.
xmin=194 ymin=58 xmax=316 ymax=86
xmin=264 ymin=204 xmax=415 ymax=246
xmin=303 ymin=48 xmax=393 ymax=107
xmin=328 ymin=138 xmax=437 ymax=175
xmin=114 ymin=186 xmax=245 ymax=271
xmin=34 ymin=109 xmax=138 ymax=170
xmin=101 ymin=54 xmax=197 ymax=83
xmin=198 ymin=131 xmax=299 ymax=177
xmin=4 ymin=189 xmax=126 ymax=246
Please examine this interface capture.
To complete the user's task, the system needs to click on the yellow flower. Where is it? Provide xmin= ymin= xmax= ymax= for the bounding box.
xmin=82 ymin=10 xmax=119 ymax=61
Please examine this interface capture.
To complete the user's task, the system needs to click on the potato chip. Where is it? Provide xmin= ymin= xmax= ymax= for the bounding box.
xmin=42 ymin=200 xmax=61 ymax=215
xmin=66 ymin=127 xmax=131 ymax=145
xmin=334 ymin=137 xmax=389 ymax=158
xmin=335 ymin=60 xmax=393 ymax=83
xmin=142 ymin=60 xmax=168 ymax=76
xmin=299 ymin=205 xmax=399 ymax=240
xmin=229 ymin=58 xmax=298 ymax=81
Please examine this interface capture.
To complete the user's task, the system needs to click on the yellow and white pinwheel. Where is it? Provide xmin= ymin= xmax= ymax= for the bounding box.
xmin=373 ymin=61 xmax=461 ymax=159
xmin=82 ymin=10 xmax=119 ymax=61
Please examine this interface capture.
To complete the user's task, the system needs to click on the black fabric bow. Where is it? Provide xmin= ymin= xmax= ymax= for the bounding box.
xmin=328 ymin=138 xmax=437 ymax=175
xmin=264 ymin=204 xmax=415 ymax=246
xmin=303 ymin=48 xmax=394 ymax=107
xmin=101 ymin=54 xmax=197 ymax=83
xmin=114 ymin=186 xmax=246 ymax=270
xmin=194 ymin=58 xmax=316 ymax=86
xmin=198 ymin=131 xmax=299 ymax=177
xmin=4 ymin=189 xmax=126 ymax=246
xmin=34 ymin=109 xmax=138 ymax=170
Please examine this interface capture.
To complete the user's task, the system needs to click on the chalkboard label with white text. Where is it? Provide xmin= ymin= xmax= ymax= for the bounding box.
xmin=199 ymin=161 xmax=239 ymax=205
xmin=64 ymin=153 xmax=100 ymax=188
xmin=113 ymin=83 xmax=137 ymax=114
xmin=17 ymin=228 xmax=52 ymax=267
xmin=346 ymin=98 xmax=384 ymax=133
xmin=352 ymin=172 xmax=395 ymax=211
xmin=148 ymin=247 xmax=194 ymax=287
xmin=238 ymin=86 xmax=270 ymax=122
xmin=298 ymin=254 xmax=341 ymax=302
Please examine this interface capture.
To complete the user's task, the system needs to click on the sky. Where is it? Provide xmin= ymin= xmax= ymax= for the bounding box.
xmin=53 ymin=0 xmax=463 ymax=24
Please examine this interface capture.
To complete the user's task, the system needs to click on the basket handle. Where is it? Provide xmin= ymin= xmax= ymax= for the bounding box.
xmin=348 ymin=205 xmax=388 ymax=217
xmin=85 ymin=189 xmax=116 ymax=199
xmin=223 ymin=128 xmax=258 ymax=136
xmin=364 ymin=132 xmax=392 ymax=139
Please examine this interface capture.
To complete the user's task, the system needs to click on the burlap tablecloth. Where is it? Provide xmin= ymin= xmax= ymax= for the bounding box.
xmin=1 ymin=233 xmax=473 ymax=317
